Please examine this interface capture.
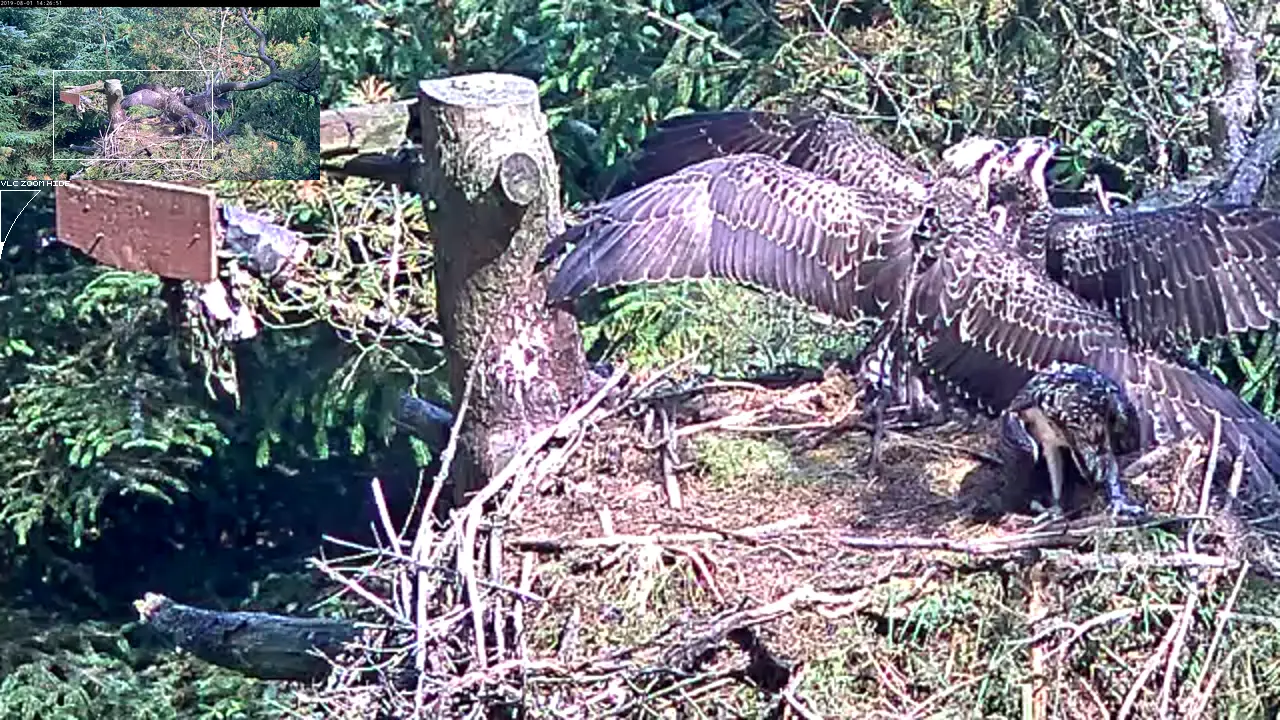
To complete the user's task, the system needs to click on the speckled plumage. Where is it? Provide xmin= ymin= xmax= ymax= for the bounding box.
xmin=905 ymin=200 xmax=1280 ymax=498
xmin=992 ymin=137 xmax=1280 ymax=352
xmin=997 ymin=362 xmax=1144 ymax=516
xmin=542 ymin=113 xmax=1280 ymax=502
xmin=972 ymin=138 xmax=1280 ymax=497
xmin=542 ymin=111 xmax=1005 ymax=323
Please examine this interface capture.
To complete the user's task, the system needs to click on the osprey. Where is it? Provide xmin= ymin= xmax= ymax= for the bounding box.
xmin=991 ymin=137 xmax=1280 ymax=352
xmin=543 ymin=111 xmax=1280 ymax=502
xmin=983 ymin=137 xmax=1280 ymax=496
xmin=998 ymin=362 xmax=1145 ymax=518
xmin=541 ymin=110 xmax=1007 ymax=415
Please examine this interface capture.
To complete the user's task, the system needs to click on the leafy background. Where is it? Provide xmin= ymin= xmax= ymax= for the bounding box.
xmin=0 ymin=7 xmax=319 ymax=180
xmin=0 ymin=0 xmax=1278 ymax=715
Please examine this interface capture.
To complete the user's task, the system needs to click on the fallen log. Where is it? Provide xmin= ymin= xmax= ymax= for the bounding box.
xmin=134 ymin=592 xmax=358 ymax=681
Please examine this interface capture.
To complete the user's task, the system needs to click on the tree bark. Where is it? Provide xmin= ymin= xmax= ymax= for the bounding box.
xmin=134 ymin=593 xmax=357 ymax=682
xmin=416 ymin=73 xmax=590 ymax=501
xmin=104 ymin=79 xmax=125 ymax=127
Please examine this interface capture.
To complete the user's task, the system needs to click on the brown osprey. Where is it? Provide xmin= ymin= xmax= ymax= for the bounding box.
xmin=542 ymin=113 xmax=1008 ymax=419
xmin=543 ymin=111 xmax=1280 ymax=501
xmin=998 ymin=361 xmax=1145 ymax=517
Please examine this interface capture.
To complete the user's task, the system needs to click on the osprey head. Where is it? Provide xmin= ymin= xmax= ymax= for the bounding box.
xmin=999 ymin=137 xmax=1057 ymax=204
xmin=939 ymin=137 xmax=1007 ymax=208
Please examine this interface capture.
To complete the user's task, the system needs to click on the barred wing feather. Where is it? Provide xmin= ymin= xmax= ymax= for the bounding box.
xmin=546 ymin=153 xmax=922 ymax=321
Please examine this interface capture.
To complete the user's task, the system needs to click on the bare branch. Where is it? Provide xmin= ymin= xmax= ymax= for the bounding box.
xmin=1198 ymin=0 xmax=1267 ymax=171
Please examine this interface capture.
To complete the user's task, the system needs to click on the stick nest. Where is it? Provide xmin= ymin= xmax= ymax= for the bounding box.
xmin=300 ymin=364 xmax=1280 ymax=718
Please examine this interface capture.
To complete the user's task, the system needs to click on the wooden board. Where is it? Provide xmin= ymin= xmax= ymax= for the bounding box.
xmin=56 ymin=181 xmax=218 ymax=283
xmin=321 ymin=99 xmax=416 ymax=157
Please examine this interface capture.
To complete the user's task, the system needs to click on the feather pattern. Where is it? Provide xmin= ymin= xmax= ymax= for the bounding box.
xmin=607 ymin=110 xmax=931 ymax=204
xmin=547 ymin=153 xmax=923 ymax=320
xmin=545 ymin=116 xmax=1280 ymax=501
xmin=994 ymin=138 xmax=1280 ymax=350
xmin=909 ymin=214 xmax=1280 ymax=498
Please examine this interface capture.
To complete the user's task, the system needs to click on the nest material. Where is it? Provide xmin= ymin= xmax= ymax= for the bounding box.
xmin=300 ymin=365 xmax=1280 ymax=718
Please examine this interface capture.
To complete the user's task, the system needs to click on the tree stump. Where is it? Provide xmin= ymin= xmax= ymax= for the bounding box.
xmin=104 ymin=79 xmax=125 ymax=126
xmin=416 ymin=73 xmax=590 ymax=501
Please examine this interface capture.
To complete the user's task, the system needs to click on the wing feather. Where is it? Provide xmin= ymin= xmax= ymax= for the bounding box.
xmin=1046 ymin=206 xmax=1280 ymax=348
xmin=608 ymin=110 xmax=930 ymax=203
xmin=912 ymin=238 xmax=1280 ymax=497
xmin=547 ymin=154 xmax=922 ymax=321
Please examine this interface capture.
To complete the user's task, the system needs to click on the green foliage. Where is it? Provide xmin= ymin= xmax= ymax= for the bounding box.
xmin=0 ymin=7 xmax=318 ymax=180
xmin=581 ymin=282 xmax=871 ymax=374
xmin=0 ymin=630 xmax=288 ymax=720
xmin=0 ymin=8 xmax=143 ymax=178
xmin=692 ymin=435 xmax=793 ymax=490
xmin=1196 ymin=330 xmax=1280 ymax=417
xmin=200 ymin=180 xmax=448 ymax=469
xmin=0 ymin=268 xmax=227 ymax=547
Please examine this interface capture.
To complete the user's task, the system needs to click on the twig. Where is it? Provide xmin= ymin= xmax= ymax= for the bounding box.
xmin=412 ymin=336 xmax=483 ymax=683
xmin=658 ymin=514 xmax=813 ymax=545
xmin=1116 ymin=579 xmax=1200 ymax=720
xmin=309 ymin=557 xmax=411 ymax=626
xmin=513 ymin=515 xmax=813 ymax=552
xmin=1042 ymin=550 xmax=1239 ymax=572
xmin=1156 ymin=578 xmax=1202 ymax=717
xmin=1079 ymin=677 xmax=1113 ymax=720
xmin=513 ymin=531 xmax=759 ymax=552
xmin=448 ymin=364 xmax=629 ymax=673
xmin=369 ymin=477 xmax=400 ymax=548
xmin=1027 ymin=563 xmax=1049 ymax=720
xmin=322 ymin=534 xmax=546 ymax=603
xmin=514 ymin=552 xmax=534 ymax=660
xmin=857 ymin=421 xmax=1003 ymax=466
xmin=782 ymin=688 xmax=826 ymax=720
xmin=490 ymin=524 xmax=506 ymax=661
xmin=839 ymin=527 xmax=1084 ymax=555
xmin=1189 ymin=560 xmax=1250 ymax=718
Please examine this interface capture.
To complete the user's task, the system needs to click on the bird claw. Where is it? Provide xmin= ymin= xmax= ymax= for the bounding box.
xmin=1107 ymin=497 xmax=1148 ymax=522
xmin=1027 ymin=499 xmax=1064 ymax=524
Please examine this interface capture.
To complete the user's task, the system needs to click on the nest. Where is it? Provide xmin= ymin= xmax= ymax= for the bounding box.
xmin=72 ymin=117 xmax=214 ymax=181
xmin=298 ymin=364 xmax=1280 ymax=718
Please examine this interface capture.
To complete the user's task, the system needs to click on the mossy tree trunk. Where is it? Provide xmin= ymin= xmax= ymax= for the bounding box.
xmin=416 ymin=73 xmax=590 ymax=501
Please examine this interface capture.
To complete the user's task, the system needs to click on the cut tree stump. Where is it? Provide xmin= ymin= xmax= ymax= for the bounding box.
xmin=417 ymin=73 xmax=591 ymax=501
xmin=104 ymin=79 xmax=125 ymax=126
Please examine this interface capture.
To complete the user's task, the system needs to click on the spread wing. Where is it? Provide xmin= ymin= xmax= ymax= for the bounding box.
xmin=912 ymin=236 xmax=1280 ymax=496
xmin=607 ymin=110 xmax=930 ymax=205
xmin=1044 ymin=205 xmax=1280 ymax=349
xmin=545 ymin=153 xmax=923 ymax=321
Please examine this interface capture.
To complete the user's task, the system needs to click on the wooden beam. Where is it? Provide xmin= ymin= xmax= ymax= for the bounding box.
xmin=321 ymin=98 xmax=416 ymax=157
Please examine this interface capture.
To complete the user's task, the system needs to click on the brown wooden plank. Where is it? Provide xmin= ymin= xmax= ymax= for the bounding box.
xmin=56 ymin=181 xmax=217 ymax=283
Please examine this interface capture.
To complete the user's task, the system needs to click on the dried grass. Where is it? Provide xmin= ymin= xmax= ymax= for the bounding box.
xmin=298 ymin=363 xmax=1280 ymax=719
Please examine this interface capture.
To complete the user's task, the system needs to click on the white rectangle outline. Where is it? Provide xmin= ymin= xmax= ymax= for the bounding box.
xmin=51 ymin=69 xmax=221 ymax=163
